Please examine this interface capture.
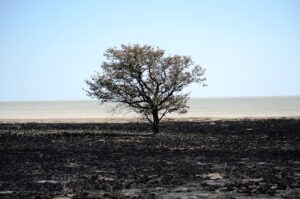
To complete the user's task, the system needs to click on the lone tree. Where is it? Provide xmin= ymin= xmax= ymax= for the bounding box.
xmin=86 ymin=44 xmax=206 ymax=134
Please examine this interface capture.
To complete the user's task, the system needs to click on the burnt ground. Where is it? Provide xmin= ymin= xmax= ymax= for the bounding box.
xmin=0 ymin=119 xmax=300 ymax=198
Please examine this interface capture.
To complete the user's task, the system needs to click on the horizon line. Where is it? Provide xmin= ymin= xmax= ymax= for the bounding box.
xmin=1 ymin=95 xmax=300 ymax=103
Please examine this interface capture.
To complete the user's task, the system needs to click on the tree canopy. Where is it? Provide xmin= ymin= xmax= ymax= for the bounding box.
xmin=86 ymin=44 xmax=206 ymax=134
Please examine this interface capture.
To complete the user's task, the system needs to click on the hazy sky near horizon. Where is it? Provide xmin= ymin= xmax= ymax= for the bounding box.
xmin=0 ymin=0 xmax=299 ymax=101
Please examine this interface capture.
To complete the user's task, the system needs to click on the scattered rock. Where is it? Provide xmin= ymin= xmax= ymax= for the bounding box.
xmin=97 ymin=176 xmax=114 ymax=181
xmin=202 ymin=179 xmax=231 ymax=187
xmin=0 ymin=191 xmax=14 ymax=195
xmin=36 ymin=180 xmax=59 ymax=184
xmin=206 ymin=173 xmax=223 ymax=180
xmin=121 ymin=188 xmax=142 ymax=196
xmin=242 ymin=178 xmax=264 ymax=183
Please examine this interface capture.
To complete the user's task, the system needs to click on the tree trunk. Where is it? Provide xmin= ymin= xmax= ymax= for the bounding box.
xmin=152 ymin=109 xmax=160 ymax=135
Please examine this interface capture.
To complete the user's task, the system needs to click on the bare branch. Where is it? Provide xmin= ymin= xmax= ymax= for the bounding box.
xmin=85 ymin=44 xmax=206 ymax=134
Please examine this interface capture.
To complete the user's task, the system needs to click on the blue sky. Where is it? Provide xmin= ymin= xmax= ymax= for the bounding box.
xmin=0 ymin=0 xmax=299 ymax=101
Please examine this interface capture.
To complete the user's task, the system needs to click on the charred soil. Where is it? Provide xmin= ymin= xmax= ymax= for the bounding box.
xmin=0 ymin=119 xmax=300 ymax=198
